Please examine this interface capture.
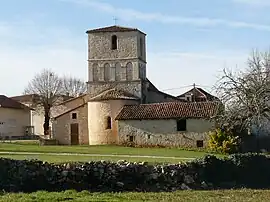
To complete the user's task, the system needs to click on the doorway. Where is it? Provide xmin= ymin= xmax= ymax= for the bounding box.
xmin=70 ymin=123 xmax=79 ymax=145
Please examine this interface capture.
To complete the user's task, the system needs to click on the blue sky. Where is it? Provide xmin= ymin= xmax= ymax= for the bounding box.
xmin=1 ymin=0 xmax=270 ymax=96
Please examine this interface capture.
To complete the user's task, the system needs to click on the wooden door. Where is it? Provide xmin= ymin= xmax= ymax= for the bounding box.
xmin=70 ymin=123 xmax=79 ymax=145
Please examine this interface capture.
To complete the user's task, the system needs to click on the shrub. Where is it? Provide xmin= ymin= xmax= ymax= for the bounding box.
xmin=208 ymin=128 xmax=239 ymax=154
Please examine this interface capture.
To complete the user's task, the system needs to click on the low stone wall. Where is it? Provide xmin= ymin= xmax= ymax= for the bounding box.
xmin=0 ymin=153 xmax=269 ymax=193
xmin=39 ymin=138 xmax=58 ymax=145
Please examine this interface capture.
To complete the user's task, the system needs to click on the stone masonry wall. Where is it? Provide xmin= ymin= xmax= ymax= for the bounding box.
xmin=88 ymin=99 xmax=139 ymax=145
xmin=118 ymin=119 xmax=215 ymax=148
xmin=88 ymin=31 xmax=139 ymax=60
xmin=53 ymin=104 xmax=88 ymax=145
xmin=88 ymin=60 xmax=140 ymax=82
xmin=88 ymin=81 xmax=142 ymax=99
xmin=87 ymin=30 xmax=145 ymax=98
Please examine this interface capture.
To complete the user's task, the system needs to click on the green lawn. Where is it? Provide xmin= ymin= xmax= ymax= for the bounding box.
xmin=0 ymin=141 xmax=224 ymax=164
xmin=0 ymin=154 xmax=189 ymax=164
xmin=0 ymin=189 xmax=269 ymax=202
xmin=0 ymin=141 xmax=222 ymax=158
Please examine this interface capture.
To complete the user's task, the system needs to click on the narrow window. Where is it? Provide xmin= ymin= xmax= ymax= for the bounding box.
xmin=126 ymin=62 xmax=133 ymax=81
xmin=197 ymin=140 xmax=204 ymax=148
xmin=111 ymin=35 xmax=117 ymax=50
xmin=140 ymin=37 xmax=143 ymax=57
xmin=92 ymin=63 xmax=99 ymax=81
xmin=104 ymin=63 xmax=110 ymax=81
xmin=147 ymin=135 xmax=151 ymax=139
xmin=72 ymin=113 xmax=77 ymax=119
xmin=177 ymin=119 xmax=186 ymax=131
xmin=105 ymin=116 xmax=112 ymax=129
xmin=115 ymin=62 xmax=121 ymax=81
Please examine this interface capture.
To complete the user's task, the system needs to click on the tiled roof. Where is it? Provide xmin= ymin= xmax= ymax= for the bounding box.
xmin=115 ymin=101 xmax=221 ymax=120
xmin=56 ymin=94 xmax=87 ymax=106
xmin=86 ymin=25 xmax=146 ymax=35
xmin=10 ymin=94 xmax=40 ymax=103
xmin=0 ymin=95 xmax=31 ymax=110
xmin=177 ymin=87 xmax=219 ymax=101
xmin=89 ymin=88 xmax=140 ymax=101
xmin=11 ymin=94 xmax=74 ymax=104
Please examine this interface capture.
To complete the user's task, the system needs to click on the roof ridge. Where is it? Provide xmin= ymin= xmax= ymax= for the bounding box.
xmin=0 ymin=95 xmax=32 ymax=110
xmin=86 ymin=25 xmax=146 ymax=35
xmin=89 ymin=88 xmax=140 ymax=101
xmin=138 ymin=101 xmax=218 ymax=106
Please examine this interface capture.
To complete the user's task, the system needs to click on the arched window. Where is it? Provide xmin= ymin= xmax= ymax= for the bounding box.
xmin=111 ymin=35 xmax=117 ymax=50
xmin=115 ymin=62 xmax=121 ymax=81
xmin=126 ymin=62 xmax=133 ymax=81
xmin=92 ymin=63 xmax=99 ymax=81
xmin=139 ymin=64 xmax=145 ymax=79
xmin=140 ymin=37 xmax=143 ymax=57
xmin=99 ymin=66 xmax=105 ymax=81
xmin=105 ymin=116 xmax=112 ymax=129
xmin=110 ymin=66 xmax=116 ymax=81
xmin=104 ymin=63 xmax=110 ymax=81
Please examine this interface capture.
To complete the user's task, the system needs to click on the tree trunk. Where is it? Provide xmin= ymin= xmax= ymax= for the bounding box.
xmin=43 ymin=106 xmax=50 ymax=137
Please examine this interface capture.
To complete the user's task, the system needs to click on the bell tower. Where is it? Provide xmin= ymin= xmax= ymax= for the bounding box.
xmin=86 ymin=25 xmax=147 ymax=99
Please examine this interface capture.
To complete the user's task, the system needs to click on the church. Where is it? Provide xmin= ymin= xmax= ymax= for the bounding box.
xmin=52 ymin=25 xmax=220 ymax=148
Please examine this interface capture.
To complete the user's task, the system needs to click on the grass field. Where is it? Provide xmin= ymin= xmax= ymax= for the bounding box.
xmin=0 ymin=141 xmax=212 ymax=157
xmin=0 ymin=189 xmax=269 ymax=202
xmin=0 ymin=141 xmax=224 ymax=163
xmin=0 ymin=154 xmax=190 ymax=164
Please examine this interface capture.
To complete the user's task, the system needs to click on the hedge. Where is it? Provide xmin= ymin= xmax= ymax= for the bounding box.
xmin=0 ymin=153 xmax=269 ymax=193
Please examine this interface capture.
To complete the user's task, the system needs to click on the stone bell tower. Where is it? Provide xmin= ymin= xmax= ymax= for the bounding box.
xmin=86 ymin=25 xmax=147 ymax=100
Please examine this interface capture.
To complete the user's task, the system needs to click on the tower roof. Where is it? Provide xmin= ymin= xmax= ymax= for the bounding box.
xmin=89 ymin=88 xmax=140 ymax=102
xmin=86 ymin=25 xmax=146 ymax=35
xmin=0 ymin=95 xmax=32 ymax=110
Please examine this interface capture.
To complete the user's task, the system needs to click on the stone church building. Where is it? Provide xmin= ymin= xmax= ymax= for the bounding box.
xmin=52 ymin=25 xmax=220 ymax=148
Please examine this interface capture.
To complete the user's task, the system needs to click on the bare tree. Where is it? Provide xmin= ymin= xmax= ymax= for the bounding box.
xmin=24 ymin=69 xmax=64 ymax=137
xmin=215 ymin=49 xmax=270 ymax=135
xmin=62 ymin=76 xmax=87 ymax=97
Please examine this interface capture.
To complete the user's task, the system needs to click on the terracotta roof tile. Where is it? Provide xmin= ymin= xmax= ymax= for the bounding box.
xmin=89 ymin=88 xmax=140 ymax=101
xmin=0 ymin=95 xmax=31 ymax=110
xmin=10 ymin=94 xmax=40 ymax=103
xmin=115 ymin=101 xmax=221 ymax=120
xmin=86 ymin=25 xmax=146 ymax=35
xmin=177 ymin=87 xmax=219 ymax=101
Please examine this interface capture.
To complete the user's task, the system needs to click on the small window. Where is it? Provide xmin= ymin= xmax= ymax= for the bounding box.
xmin=105 ymin=116 xmax=112 ymax=129
xmin=129 ymin=135 xmax=134 ymax=142
xmin=111 ymin=35 xmax=117 ymax=50
xmin=72 ymin=113 xmax=77 ymax=119
xmin=177 ymin=119 xmax=186 ymax=131
xmin=140 ymin=37 xmax=143 ymax=57
xmin=147 ymin=135 xmax=151 ymax=139
xmin=197 ymin=140 xmax=204 ymax=148
xmin=186 ymin=97 xmax=190 ymax=101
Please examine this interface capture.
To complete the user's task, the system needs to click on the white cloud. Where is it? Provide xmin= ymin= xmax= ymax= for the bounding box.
xmin=60 ymin=0 xmax=270 ymax=31
xmin=232 ymin=0 xmax=270 ymax=6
